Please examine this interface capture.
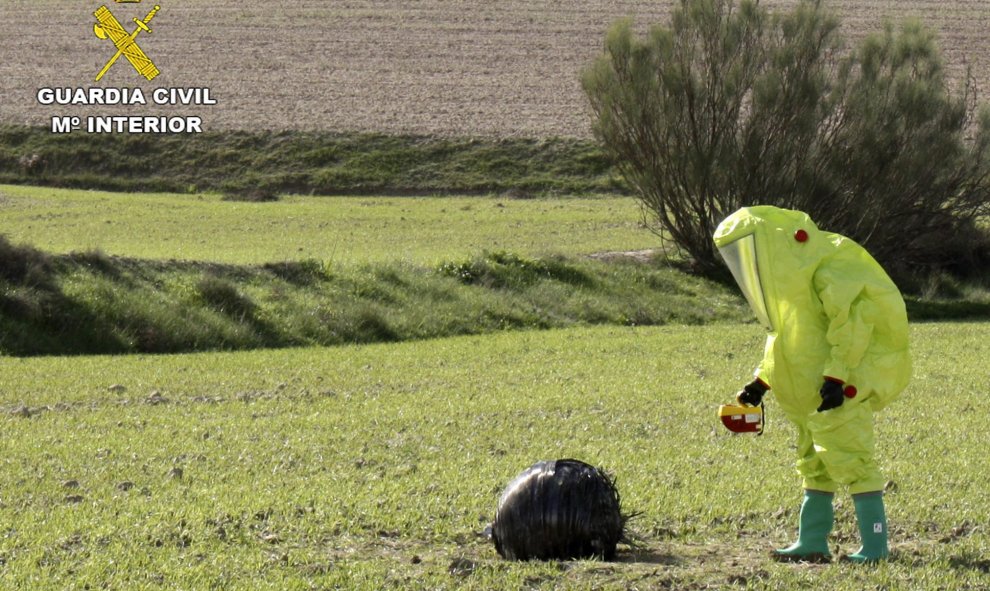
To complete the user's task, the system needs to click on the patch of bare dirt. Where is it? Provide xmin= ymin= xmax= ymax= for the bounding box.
xmin=587 ymin=249 xmax=663 ymax=264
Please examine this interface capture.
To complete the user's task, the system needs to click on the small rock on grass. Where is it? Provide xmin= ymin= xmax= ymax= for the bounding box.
xmin=146 ymin=391 xmax=168 ymax=405
xmin=448 ymin=558 xmax=476 ymax=577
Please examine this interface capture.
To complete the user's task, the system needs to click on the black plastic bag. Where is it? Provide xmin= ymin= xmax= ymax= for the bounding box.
xmin=491 ymin=459 xmax=626 ymax=561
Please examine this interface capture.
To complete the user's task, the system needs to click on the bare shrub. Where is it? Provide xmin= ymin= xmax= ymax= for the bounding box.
xmin=583 ymin=0 xmax=990 ymax=278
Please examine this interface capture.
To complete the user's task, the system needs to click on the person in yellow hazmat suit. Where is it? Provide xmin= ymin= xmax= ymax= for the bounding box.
xmin=713 ymin=206 xmax=911 ymax=563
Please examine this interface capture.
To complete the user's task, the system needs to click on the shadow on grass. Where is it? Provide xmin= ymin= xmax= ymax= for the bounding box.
xmin=948 ymin=555 xmax=990 ymax=574
xmin=904 ymin=298 xmax=990 ymax=321
xmin=0 ymin=237 xmax=284 ymax=355
xmin=0 ymin=286 xmax=128 ymax=355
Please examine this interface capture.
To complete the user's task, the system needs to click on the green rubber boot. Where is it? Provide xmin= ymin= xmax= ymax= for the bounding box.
xmin=771 ymin=490 xmax=833 ymax=563
xmin=845 ymin=492 xmax=889 ymax=563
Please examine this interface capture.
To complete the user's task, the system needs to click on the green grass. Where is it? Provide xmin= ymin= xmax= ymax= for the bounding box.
xmin=0 ymin=185 xmax=653 ymax=265
xmin=0 ymin=126 xmax=622 ymax=196
xmin=2 ymin=186 xmax=988 ymax=356
xmin=0 ymin=238 xmax=748 ymax=355
xmin=1 ymin=323 xmax=988 ymax=589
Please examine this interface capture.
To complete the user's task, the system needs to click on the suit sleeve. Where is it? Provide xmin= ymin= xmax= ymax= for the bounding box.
xmin=813 ymin=257 xmax=875 ymax=383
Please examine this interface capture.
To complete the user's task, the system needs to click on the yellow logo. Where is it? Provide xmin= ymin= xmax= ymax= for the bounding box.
xmin=93 ymin=4 xmax=161 ymax=82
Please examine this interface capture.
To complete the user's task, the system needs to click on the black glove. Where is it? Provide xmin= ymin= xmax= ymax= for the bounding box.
xmin=736 ymin=379 xmax=768 ymax=407
xmin=817 ymin=379 xmax=845 ymax=412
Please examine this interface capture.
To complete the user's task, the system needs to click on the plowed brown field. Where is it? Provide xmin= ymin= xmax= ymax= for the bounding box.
xmin=3 ymin=1 xmax=989 ymax=138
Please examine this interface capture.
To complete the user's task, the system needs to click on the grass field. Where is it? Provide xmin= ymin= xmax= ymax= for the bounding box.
xmin=2 ymin=183 xmax=987 ymax=358
xmin=0 ymin=185 xmax=751 ymax=356
xmin=4 ymin=1 xmax=990 ymax=586
xmin=2 ymin=323 xmax=989 ymax=590
xmin=0 ymin=185 xmax=652 ymax=265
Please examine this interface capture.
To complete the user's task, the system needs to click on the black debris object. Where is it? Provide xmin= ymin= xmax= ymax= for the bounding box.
xmin=491 ymin=458 xmax=627 ymax=561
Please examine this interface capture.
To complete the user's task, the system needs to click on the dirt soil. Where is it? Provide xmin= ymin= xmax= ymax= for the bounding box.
xmin=4 ymin=1 xmax=990 ymax=138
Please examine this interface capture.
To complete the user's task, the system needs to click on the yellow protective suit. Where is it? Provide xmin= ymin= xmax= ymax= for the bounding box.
xmin=714 ymin=206 xmax=911 ymax=494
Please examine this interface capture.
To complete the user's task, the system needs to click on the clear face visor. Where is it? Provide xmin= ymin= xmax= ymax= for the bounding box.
xmin=718 ymin=234 xmax=773 ymax=330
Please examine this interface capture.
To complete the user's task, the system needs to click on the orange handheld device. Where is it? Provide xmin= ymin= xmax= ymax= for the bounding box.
xmin=718 ymin=403 xmax=764 ymax=434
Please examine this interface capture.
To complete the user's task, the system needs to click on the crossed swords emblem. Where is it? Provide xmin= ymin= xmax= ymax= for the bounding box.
xmin=93 ymin=4 xmax=161 ymax=82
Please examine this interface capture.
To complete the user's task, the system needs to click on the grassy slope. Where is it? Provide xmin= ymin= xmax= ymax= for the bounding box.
xmin=2 ymin=185 xmax=988 ymax=356
xmin=0 ymin=186 xmax=745 ymax=356
xmin=0 ymin=240 xmax=749 ymax=356
xmin=1 ymin=323 xmax=988 ymax=590
xmin=0 ymin=126 xmax=621 ymax=196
